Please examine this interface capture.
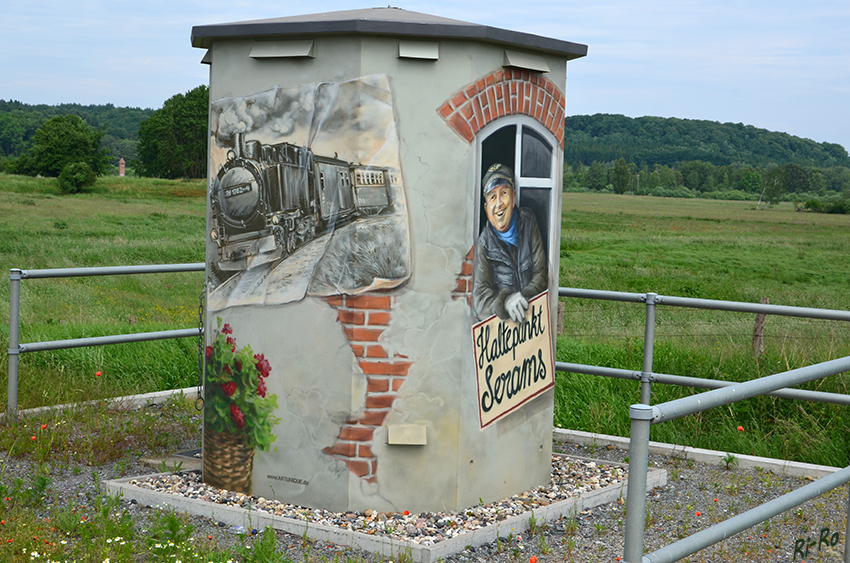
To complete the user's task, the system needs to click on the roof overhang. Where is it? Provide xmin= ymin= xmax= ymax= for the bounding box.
xmin=191 ymin=8 xmax=587 ymax=61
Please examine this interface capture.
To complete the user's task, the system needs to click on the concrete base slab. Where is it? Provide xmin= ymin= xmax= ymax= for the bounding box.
xmin=105 ymin=456 xmax=666 ymax=563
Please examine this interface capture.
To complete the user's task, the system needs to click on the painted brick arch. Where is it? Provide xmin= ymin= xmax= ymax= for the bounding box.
xmin=437 ymin=69 xmax=566 ymax=147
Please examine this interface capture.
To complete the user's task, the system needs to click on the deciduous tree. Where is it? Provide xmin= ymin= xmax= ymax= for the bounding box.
xmin=15 ymin=114 xmax=110 ymax=177
xmin=612 ymin=158 xmax=630 ymax=194
xmin=134 ymin=85 xmax=209 ymax=179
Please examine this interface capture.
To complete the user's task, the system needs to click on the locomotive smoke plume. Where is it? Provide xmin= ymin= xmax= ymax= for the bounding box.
xmin=212 ymin=87 xmax=314 ymax=147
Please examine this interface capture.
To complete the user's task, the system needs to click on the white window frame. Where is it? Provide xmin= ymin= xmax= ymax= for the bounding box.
xmin=475 ymin=115 xmax=562 ymax=299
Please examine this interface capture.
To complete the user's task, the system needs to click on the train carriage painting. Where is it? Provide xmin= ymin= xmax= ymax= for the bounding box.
xmin=210 ymin=132 xmax=395 ymax=273
xmin=205 ymin=75 xmax=411 ymax=310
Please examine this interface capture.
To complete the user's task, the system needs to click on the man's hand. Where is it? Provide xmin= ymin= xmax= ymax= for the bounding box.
xmin=505 ymin=292 xmax=529 ymax=323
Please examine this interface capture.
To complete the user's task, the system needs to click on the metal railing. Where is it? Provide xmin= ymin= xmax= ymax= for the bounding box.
xmin=6 ymin=263 xmax=205 ymax=421
xmin=555 ymin=288 xmax=850 ymax=563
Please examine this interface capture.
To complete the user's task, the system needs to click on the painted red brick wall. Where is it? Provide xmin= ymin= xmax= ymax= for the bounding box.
xmin=437 ymin=69 xmax=566 ymax=147
xmin=452 ymin=247 xmax=474 ymax=307
xmin=322 ymin=293 xmax=412 ymax=483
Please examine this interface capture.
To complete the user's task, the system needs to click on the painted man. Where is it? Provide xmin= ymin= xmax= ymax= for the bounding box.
xmin=473 ymin=163 xmax=548 ymax=322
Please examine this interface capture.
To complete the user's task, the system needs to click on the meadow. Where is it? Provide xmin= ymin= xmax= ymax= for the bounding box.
xmin=1 ymin=175 xmax=849 ymax=467
xmin=0 ymin=173 xmax=206 ymax=407
xmin=555 ymin=193 xmax=850 ymax=467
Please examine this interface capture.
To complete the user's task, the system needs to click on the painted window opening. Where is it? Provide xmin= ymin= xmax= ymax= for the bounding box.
xmin=479 ymin=120 xmax=555 ymax=258
xmin=472 ymin=117 xmax=556 ymax=428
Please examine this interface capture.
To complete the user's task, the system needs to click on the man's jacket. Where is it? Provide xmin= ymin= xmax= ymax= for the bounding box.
xmin=473 ymin=206 xmax=548 ymax=320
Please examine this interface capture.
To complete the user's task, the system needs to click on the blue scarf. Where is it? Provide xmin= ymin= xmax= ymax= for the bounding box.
xmin=492 ymin=210 xmax=518 ymax=247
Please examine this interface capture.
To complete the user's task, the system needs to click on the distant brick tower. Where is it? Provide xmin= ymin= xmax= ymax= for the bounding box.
xmin=119 ymin=158 xmax=125 ymax=177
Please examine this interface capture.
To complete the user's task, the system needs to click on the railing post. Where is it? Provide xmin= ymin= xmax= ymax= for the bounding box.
xmin=640 ymin=292 xmax=658 ymax=405
xmin=624 ymin=403 xmax=654 ymax=562
xmin=6 ymin=269 xmax=22 ymax=423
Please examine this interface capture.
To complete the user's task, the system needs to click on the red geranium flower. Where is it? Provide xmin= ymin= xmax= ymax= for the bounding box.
xmin=230 ymin=403 xmax=245 ymax=429
xmin=222 ymin=324 xmax=232 ymax=335
xmin=257 ymin=378 xmax=267 ymax=398
xmin=254 ymin=354 xmax=271 ymax=378
xmin=223 ymin=364 xmax=232 ymax=376
xmin=205 ymin=346 xmax=213 ymax=359
xmin=234 ymin=360 xmax=242 ymax=372
xmin=221 ymin=382 xmax=237 ymax=397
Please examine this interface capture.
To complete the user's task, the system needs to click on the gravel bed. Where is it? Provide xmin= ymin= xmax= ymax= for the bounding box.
xmin=126 ymin=454 xmax=625 ymax=546
xmin=3 ymin=440 xmax=847 ymax=562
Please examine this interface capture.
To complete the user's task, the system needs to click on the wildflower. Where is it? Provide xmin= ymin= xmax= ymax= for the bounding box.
xmin=31 ymin=435 xmax=36 ymax=440
xmin=96 ymin=371 xmax=101 ymax=377
xmin=695 ymin=511 xmax=701 ymax=516
xmin=403 ymin=510 xmax=410 ymax=516
xmin=41 ymin=424 xmax=47 ymax=430
xmin=714 ymin=498 xmax=718 ymax=502
xmin=530 ymin=557 xmax=538 ymax=563
xmin=737 ymin=425 xmax=744 ymax=432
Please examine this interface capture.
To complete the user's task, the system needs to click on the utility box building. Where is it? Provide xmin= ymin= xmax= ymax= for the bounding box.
xmin=193 ymin=8 xmax=587 ymax=514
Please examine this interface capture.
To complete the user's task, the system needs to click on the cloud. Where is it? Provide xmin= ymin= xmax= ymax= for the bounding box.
xmin=3 ymin=0 xmax=849 ymax=148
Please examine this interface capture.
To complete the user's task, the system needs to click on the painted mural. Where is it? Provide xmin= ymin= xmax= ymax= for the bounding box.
xmin=203 ymin=75 xmax=410 ymax=494
xmin=203 ymin=318 xmax=279 ymax=493
xmin=206 ymin=75 xmax=411 ymax=311
xmin=471 ymin=154 xmax=555 ymax=427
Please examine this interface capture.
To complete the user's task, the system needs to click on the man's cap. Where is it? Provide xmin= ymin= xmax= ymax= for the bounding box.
xmin=482 ymin=164 xmax=514 ymax=195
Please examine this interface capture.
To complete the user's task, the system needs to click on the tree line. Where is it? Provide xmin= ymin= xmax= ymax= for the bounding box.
xmin=3 ymin=95 xmax=850 ymax=213
xmin=0 ymin=100 xmax=153 ymax=165
xmin=563 ymin=114 xmax=850 ymax=212
xmin=564 ymin=113 xmax=850 ymax=169
xmin=0 ymin=86 xmax=208 ymax=188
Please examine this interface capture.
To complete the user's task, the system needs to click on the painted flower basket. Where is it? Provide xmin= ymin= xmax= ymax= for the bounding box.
xmin=203 ymin=318 xmax=280 ymax=494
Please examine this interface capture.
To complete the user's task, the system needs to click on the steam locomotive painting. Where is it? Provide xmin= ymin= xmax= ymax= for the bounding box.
xmin=209 ymin=132 xmax=395 ymax=271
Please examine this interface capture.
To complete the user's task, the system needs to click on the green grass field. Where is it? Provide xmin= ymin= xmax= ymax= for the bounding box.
xmin=0 ymin=174 xmax=206 ymax=407
xmin=1 ymin=176 xmax=848 ymax=466
xmin=555 ymin=193 xmax=850 ymax=467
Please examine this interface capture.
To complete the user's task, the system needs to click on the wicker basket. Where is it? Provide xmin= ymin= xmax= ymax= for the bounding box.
xmin=203 ymin=426 xmax=254 ymax=495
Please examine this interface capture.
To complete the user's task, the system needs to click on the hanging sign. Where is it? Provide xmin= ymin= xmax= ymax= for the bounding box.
xmin=472 ymin=291 xmax=554 ymax=428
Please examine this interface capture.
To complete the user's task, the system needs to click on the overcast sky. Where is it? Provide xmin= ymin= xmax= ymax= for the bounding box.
xmin=3 ymin=1 xmax=848 ymax=152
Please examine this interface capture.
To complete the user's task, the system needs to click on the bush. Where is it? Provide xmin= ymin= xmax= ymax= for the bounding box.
xmin=826 ymin=200 xmax=850 ymax=214
xmin=57 ymin=162 xmax=97 ymax=194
